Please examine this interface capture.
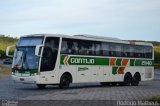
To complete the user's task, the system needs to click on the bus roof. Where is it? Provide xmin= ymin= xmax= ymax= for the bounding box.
xmin=22 ymin=34 xmax=153 ymax=46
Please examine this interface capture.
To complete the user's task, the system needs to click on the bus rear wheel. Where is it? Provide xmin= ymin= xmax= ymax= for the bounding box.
xmin=37 ymin=84 xmax=46 ymax=89
xmin=131 ymin=73 xmax=140 ymax=86
xmin=120 ymin=73 xmax=132 ymax=86
xmin=59 ymin=74 xmax=71 ymax=89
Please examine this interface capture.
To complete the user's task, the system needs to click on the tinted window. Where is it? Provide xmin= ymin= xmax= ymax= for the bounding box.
xmin=61 ymin=39 xmax=80 ymax=55
xmin=144 ymin=46 xmax=152 ymax=58
xmin=123 ymin=45 xmax=134 ymax=57
xmin=71 ymin=41 xmax=79 ymax=54
xmin=134 ymin=46 xmax=143 ymax=58
xmin=61 ymin=41 xmax=68 ymax=54
xmin=95 ymin=42 xmax=101 ymax=55
xmin=61 ymin=39 xmax=152 ymax=59
xmin=110 ymin=44 xmax=122 ymax=57
xmin=79 ymin=40 xmax=94 ymax=55
xmin=61 ymin=39 xmax=95 ymax=55
xmin=101 ymin=42 xmax=109 ymax=56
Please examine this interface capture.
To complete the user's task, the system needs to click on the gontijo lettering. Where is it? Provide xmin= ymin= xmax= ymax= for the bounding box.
xmin=70 ymin=58 xmax=95 ymax=64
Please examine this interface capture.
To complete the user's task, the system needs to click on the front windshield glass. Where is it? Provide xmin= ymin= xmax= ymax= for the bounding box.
xmin=13 ymin=37 xmax=43 ymax=70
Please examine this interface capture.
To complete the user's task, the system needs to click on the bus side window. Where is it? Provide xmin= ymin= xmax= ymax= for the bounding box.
xmin=129 ymin=46 xmax=134 ymax=57
xmin=79 ymin=41 xmax=87 ymax=55
xmin=144 ymin=46 xmax=152 ymax=59
xmin=123 ymin=45 xmax=134 ymax=57
xmin=123 ymin=45 xmax=129 ymax=57
xmin=95 ymin=43 xmax=101 ymax=55
xmin=66 ymin=41 xmax=73 ymax=54
xmin=78 ymin=40 xmax=94 ymax=55
xmin=115 ymin=44 xmax=122 ymax=57
xmin=88 ymin=42 xmax=95 ymax=55
xmin=61 ymin=41 xmax=68 ymax=54
xmin=72 ymin=41 xmax=79 ymax=55
xmin=101 ymin=42 xmax=109 ymax=56
xmin=110 ymin=44 xmax=116 ymax=56
xmin=134 ymin=46 xmax=143 ymax=58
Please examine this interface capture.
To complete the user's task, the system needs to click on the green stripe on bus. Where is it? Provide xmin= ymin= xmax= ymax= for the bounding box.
xmin=60 ymin=55 xmax=66 ymax=64
xmin=130 ymin=59 xmax=135 ymax=66
xmin=60 ymin=55 xmax=109 ymax=65
xmin=60 ymin=55 xmax=153 ymax=66
xmin=116 ymin=59 xmax=122 ymax=66
xmin=112 ymin=67 xmax=118 ymax=74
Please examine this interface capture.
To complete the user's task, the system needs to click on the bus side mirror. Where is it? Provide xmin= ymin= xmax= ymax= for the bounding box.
xmin=6 ymin=45 xmax=15 ymax=57
xmin=35 ymin=45 xmax=43 ymax=56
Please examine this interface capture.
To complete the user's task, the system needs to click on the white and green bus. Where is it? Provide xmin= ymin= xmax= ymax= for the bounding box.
xmin=6 ymin=34 xmax=154 ymax=89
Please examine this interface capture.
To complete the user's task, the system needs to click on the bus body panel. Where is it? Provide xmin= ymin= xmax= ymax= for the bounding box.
xmin=10 ymin=34 xmax=154 ymax=86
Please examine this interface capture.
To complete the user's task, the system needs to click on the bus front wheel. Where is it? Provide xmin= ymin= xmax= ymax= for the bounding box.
xmin=59 ymin=74 xmax=72 ymax=89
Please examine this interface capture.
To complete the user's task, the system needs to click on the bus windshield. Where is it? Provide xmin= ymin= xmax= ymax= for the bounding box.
xmin=13 ymin=37 xmax=43 ymax=70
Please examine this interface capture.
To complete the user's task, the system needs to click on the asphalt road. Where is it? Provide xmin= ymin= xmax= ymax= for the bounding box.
xmin=0 ymin=61 xmax=160 ymax=106
xmin=0 ymin=69 xmax=159 ymax=100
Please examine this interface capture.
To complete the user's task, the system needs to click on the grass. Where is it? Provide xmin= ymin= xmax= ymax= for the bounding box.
xmin=0 ymin=65 xmax=11 ymax=75
xmin=154 ymin=46 xmax=160 ymax=69
xmin=154 ymin=63 xmax=160 ymax=69
xmin=148 ymin=96 xmax=160 ymax=103
xmin=154 ymin=46 xmax=160 ymax=52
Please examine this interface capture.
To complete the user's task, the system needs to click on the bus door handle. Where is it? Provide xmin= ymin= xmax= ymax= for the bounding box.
xmin=93 ymin=74 xmax=96 ymax=75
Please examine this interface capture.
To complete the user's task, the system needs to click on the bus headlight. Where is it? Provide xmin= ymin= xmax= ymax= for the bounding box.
xmin=12 ymin=72 xmax=15 ymax=75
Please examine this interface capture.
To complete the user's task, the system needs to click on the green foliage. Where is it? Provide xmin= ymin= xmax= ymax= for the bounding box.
xmin=154 ymin=46 xmax=160 ymax=68
xmin=0 ymin=35 xmax=18 ymax=58
xmin=149 ymin=96 xmax=160 ymax=103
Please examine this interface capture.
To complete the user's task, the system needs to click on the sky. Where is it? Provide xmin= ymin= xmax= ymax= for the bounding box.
xmin=0 ymin=0 xmax=160 ymax=41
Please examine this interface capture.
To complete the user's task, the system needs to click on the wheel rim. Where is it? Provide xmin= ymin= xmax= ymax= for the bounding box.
xmin=62 ymin=76 xmax=70 ymax=87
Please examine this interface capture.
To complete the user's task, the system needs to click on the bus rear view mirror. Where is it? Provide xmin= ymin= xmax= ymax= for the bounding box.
xmin=6 ymin=45 xmax=15 ymax=57
xmin=35 ymin=45 xmax=43 ymax=56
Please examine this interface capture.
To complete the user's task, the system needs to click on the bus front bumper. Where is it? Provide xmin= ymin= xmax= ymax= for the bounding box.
xmin=12 ymin=75 xmax=38 ymax=84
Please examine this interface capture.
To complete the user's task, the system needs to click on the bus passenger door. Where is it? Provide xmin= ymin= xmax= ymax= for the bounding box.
xmin=39 ymin=37 xmax=60 ymax=84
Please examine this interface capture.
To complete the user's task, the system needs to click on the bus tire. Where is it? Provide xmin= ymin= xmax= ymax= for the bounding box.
xmin=131 ymin=73 xmax=140 ymax=86
xmin=100 ymin=82 xmax=110 ymax=86
xmin=37 ymin=84 xmax=46 ymax=89
xmin=59 ymin=74 xmax=72 ymax=89
xmin=123 ymin=73 xmax=132 ymax=86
